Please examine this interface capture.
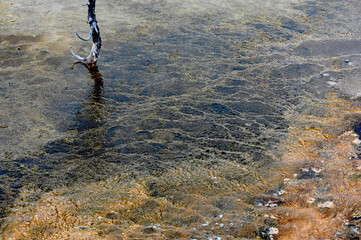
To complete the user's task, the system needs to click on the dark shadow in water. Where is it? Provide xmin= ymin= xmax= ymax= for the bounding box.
xmin=72 ymin=63 xmax=107 ymax=157
xmin=0 ymin=63 xmax=108 ymax=225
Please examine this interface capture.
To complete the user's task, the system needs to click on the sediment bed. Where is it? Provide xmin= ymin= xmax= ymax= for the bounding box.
xmin=2 ymin=0 xmax=361 ymax=239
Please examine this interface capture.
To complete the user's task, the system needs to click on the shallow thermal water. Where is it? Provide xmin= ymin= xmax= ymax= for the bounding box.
xmin=2 ymin=0 xmax=361 ymax=239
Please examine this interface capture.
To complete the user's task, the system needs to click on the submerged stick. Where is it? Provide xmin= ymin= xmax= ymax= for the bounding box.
xmin=71 ymin=0 xmax=102 ymax=64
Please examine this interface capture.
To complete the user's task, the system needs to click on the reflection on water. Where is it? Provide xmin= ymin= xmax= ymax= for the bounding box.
xmin=2 ymin=0 xmax=361 ymax=239
xmin=73 ymin=63 xmax=107 ymax=157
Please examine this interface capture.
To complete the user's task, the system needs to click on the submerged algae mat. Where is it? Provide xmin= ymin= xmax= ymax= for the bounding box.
xmin=270 ymin=95 xmax=361 ymax=239
xmin=2 ymin=0 xmax=361 ymax=239
xmin=4 ymin=96 xmax=361 ymax=240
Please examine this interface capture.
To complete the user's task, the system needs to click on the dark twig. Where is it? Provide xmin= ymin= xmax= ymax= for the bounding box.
xmin=71 ymin=0 xmax=102 ymax=64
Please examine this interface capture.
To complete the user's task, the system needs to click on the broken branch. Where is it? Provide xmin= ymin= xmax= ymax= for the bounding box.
xmin=70 ymin=0 xmax=102 ymax=64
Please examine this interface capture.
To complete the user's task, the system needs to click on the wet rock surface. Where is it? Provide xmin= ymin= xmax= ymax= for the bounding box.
xmin=2 ymin=0 xmax=361 ymax=238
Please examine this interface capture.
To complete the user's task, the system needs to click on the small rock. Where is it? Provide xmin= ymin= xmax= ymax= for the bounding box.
xmin=265 ymin=200 xmax=278 ymax=208
xmin=259 ymin=226 xmax=279 ymax=239
xmin=317 ymin=201 xmax=335 ymax=208
xmin=268 ymin=227 xmax=279 ymax=235
xmin=298 ymin=167 xmax=323 ymax=179
xmin=307 ymin=197 xmax=316 ymax=204
xmin=327 ymin=81 xmax=337 ymax=86
xmin=105 ymin=211 xmax=119 ymax=220
xmin=143 ymin=225 xmax=158 ymax=234
xmin=202 ymin=221 xmax=209 ymax=226
xmin=311 ymin=168 xmax=322 ymax=173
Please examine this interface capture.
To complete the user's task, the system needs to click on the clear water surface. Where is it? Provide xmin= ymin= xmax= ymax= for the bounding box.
xmin=2 ymin=0 xmax=361 ymax=239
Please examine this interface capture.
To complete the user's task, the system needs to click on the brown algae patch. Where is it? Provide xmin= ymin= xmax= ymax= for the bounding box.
xmin=1 ymin=192 xmax=79 ymax=240
xmin=1 ymin=163 xmax=283 ymax=239
xmin=269 ymin=95 xmax=361 ymax=239
xmin=0 ymin=128 xmax=287 ymax=240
